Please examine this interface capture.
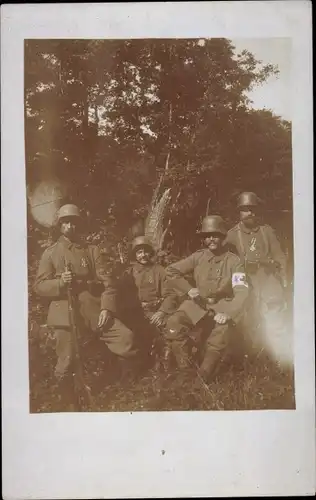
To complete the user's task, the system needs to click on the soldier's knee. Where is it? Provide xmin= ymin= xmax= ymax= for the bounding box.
xmin=165 ymin=313 xmax=188 ymax=341
xmin=117 ymin=323 xmax=135 ymax=355
xmin=54 ymin=358 xmax=71 ymax=379
xmin=206 ymin=323 xmax=231 ymax=351
xmin=54 ymin=329 xmax=72 ymax=356
xmin=121 ymin=326 xmax=134 ymax=348
xmin=78 ymin=290 xmax=91 ymax=302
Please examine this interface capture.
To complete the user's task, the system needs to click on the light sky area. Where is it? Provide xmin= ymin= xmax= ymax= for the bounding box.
xmin=230 ymin=38 xmax=291 ymax=121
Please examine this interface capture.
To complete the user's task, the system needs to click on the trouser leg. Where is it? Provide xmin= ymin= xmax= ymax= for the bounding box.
xmin=80 ymin=290 xmax=144 ymax=383
xmin=54 ymin=328 xmax=72 ymax=378
xmin=79 ymin=290 xmax=138 ymax=359
xmin=137 ymin=312 xmax=157 ymax=361
xmin=100 ymin=317 xmax=137 ymax=358
xmin=199 ymin=321 xmax=231 ymax=381
xmin=100 ymin=317 xmax=140 ymax=382
xmin=240 ymin=271 xmax=266 ymax=352
xmin=53 ymin=329 xmax=78 ymax=409
xmin=165 ymin=311 xmax=193 ymax=369
xmin=142 ymin=311 xmax=172 ymax=373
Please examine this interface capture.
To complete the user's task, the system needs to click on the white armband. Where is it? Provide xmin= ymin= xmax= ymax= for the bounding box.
xmin=232 ymin=272 xmax=248 ymax=288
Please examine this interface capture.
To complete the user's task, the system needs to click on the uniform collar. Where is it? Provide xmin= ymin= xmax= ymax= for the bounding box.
xmin=239 ymin=221 xmax=261 ymax=234
xmin=204 ymin=248 xmax=225 ymax=263
xmin=59 ymin=235 xmax=84 ymax=249
xmin=133 ymin=261 xmax=153 ymax=272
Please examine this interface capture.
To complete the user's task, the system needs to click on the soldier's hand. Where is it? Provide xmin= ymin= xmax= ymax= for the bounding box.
xmin=61 ymin=270 xmax=73 ymax=286
xmin=150 ymin=311 xmax=166 ymax=328
xmin=188 ymin=288 xmax=200 ymax=299
xmin=98 ymin=309 xmax=113 ymax=329
xmin=207 ymin=297 xmax=216 ymax=305
xmin=214 ymin=312 xmax=231 ymax=325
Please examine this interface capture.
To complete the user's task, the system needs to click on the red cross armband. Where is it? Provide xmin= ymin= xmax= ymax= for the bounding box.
xmin=232 ymin=272 xmax=248 ymax=288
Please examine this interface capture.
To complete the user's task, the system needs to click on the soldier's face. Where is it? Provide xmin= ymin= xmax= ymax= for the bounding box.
xmin=240 ymin=206 xmax=258 ymax=226
xmin=204 ymin=233 xmax=223 ymax=252
xmin=135 ymin=246 xmax=152 ymax=265
xmin=60 ymin=217 xmax=80 ymax=240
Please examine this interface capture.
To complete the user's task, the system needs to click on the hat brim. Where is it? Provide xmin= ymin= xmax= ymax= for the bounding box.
xmin=131 ymin=244 xmax=155 ymax=255
xmin=237 ymin=204 xmax=260 ymax=209
xmin=197 ymin=231 xmax=227 ymax=236
xmin=58 ymin=215 xmax=81 ymax=223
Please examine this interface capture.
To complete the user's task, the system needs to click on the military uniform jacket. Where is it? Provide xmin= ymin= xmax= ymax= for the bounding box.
xmin=225 ymin=222 xmax=287 ymax=279
xmin=166 ymin=248 xmax=249 ymax=322
xmin=122 ymin=262 xmax=178 ymax=315
xmin=34 ymin=235 xmax=116 ymax=327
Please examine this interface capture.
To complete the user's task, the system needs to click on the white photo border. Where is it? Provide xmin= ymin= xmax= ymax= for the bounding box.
xmin=1 ymin=2 xmax=314 ymax=498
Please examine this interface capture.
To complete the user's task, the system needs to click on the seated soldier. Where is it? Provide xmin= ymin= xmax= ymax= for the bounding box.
xmin=165 ymin=215 xmax=249 ymax=385
xmin=34 ymin=204 xmax=138 ymax=407
xmin=119 ymin=236 xmax=179 ymax=372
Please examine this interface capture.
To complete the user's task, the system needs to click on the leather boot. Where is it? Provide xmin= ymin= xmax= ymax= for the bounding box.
xmin=161 ymin=344 xmax=173 ymax=372
xmin=117 ymin=356 xmax=140 ymax=386
xmin=171 ymin=340 xmax=191 ymax=370
xmin=199 ymin=350 xmax=221 ymax=383
xmin=169 ymin=340 xmax=195 ymax=385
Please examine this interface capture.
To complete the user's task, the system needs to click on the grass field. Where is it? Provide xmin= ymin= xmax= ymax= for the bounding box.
xmin=29 ymin=326 xmax=295 ymax=413
xmin=28 ymin=256 xmax=295 ymax=413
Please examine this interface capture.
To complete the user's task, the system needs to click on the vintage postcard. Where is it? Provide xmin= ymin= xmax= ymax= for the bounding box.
xmin=2 ymin=2 xmax=314 ymax=498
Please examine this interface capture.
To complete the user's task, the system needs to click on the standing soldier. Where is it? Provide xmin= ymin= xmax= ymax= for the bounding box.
xmin=165 ymin=215 xmax=249 ymax=384
xmin=119 ymin=236 xmax=178 ymax=371
xmin=34 ymin=204 xmax=138 ymax=407
xmin=225 ymin=192 xmax=289 ymax=359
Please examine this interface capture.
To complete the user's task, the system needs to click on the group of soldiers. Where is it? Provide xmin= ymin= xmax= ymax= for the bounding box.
xmin=34 ymin=191 xmax=289 ymax=408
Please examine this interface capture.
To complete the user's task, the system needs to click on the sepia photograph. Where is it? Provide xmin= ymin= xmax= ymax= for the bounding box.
xmin=26 ymin=37 xmax=295 ymax=413
xmin=2 ymin=3 xmax=314 ymax=499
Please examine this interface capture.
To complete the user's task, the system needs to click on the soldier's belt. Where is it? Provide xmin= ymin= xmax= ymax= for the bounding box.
xmin=246 ymin=260 xmax=276 ymax=270
xmin=72 ymin=280 xmax=104 ymax=296
xmin=75 ymin=279 xmax=103 ymax=286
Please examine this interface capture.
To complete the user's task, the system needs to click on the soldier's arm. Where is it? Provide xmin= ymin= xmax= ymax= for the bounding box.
xmin=224 ymin=229 xmax=239 ymax=255
xmin=166 ymin=253 xmax=198 ymax=295
xmin=118 ymin=266 xmax=139 ymax=312
xmin=211 ymin=258 xmax=249 ymax=323
xmin=267 ymin=226 xmax=287 ymax=279
xmin=33 ymin=248 xmax=65 ymax=298
xmin=157 ymin=266 xmax=179 ymax=314
xmin=92 ymin=245 xmax=117 ymax=313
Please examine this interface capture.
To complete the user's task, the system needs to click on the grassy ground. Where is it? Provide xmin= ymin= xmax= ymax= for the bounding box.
xmin=28 ymin=253 xmax=295 ymax=413
xmin=29 ymin=327 xmax=295 ymax=413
